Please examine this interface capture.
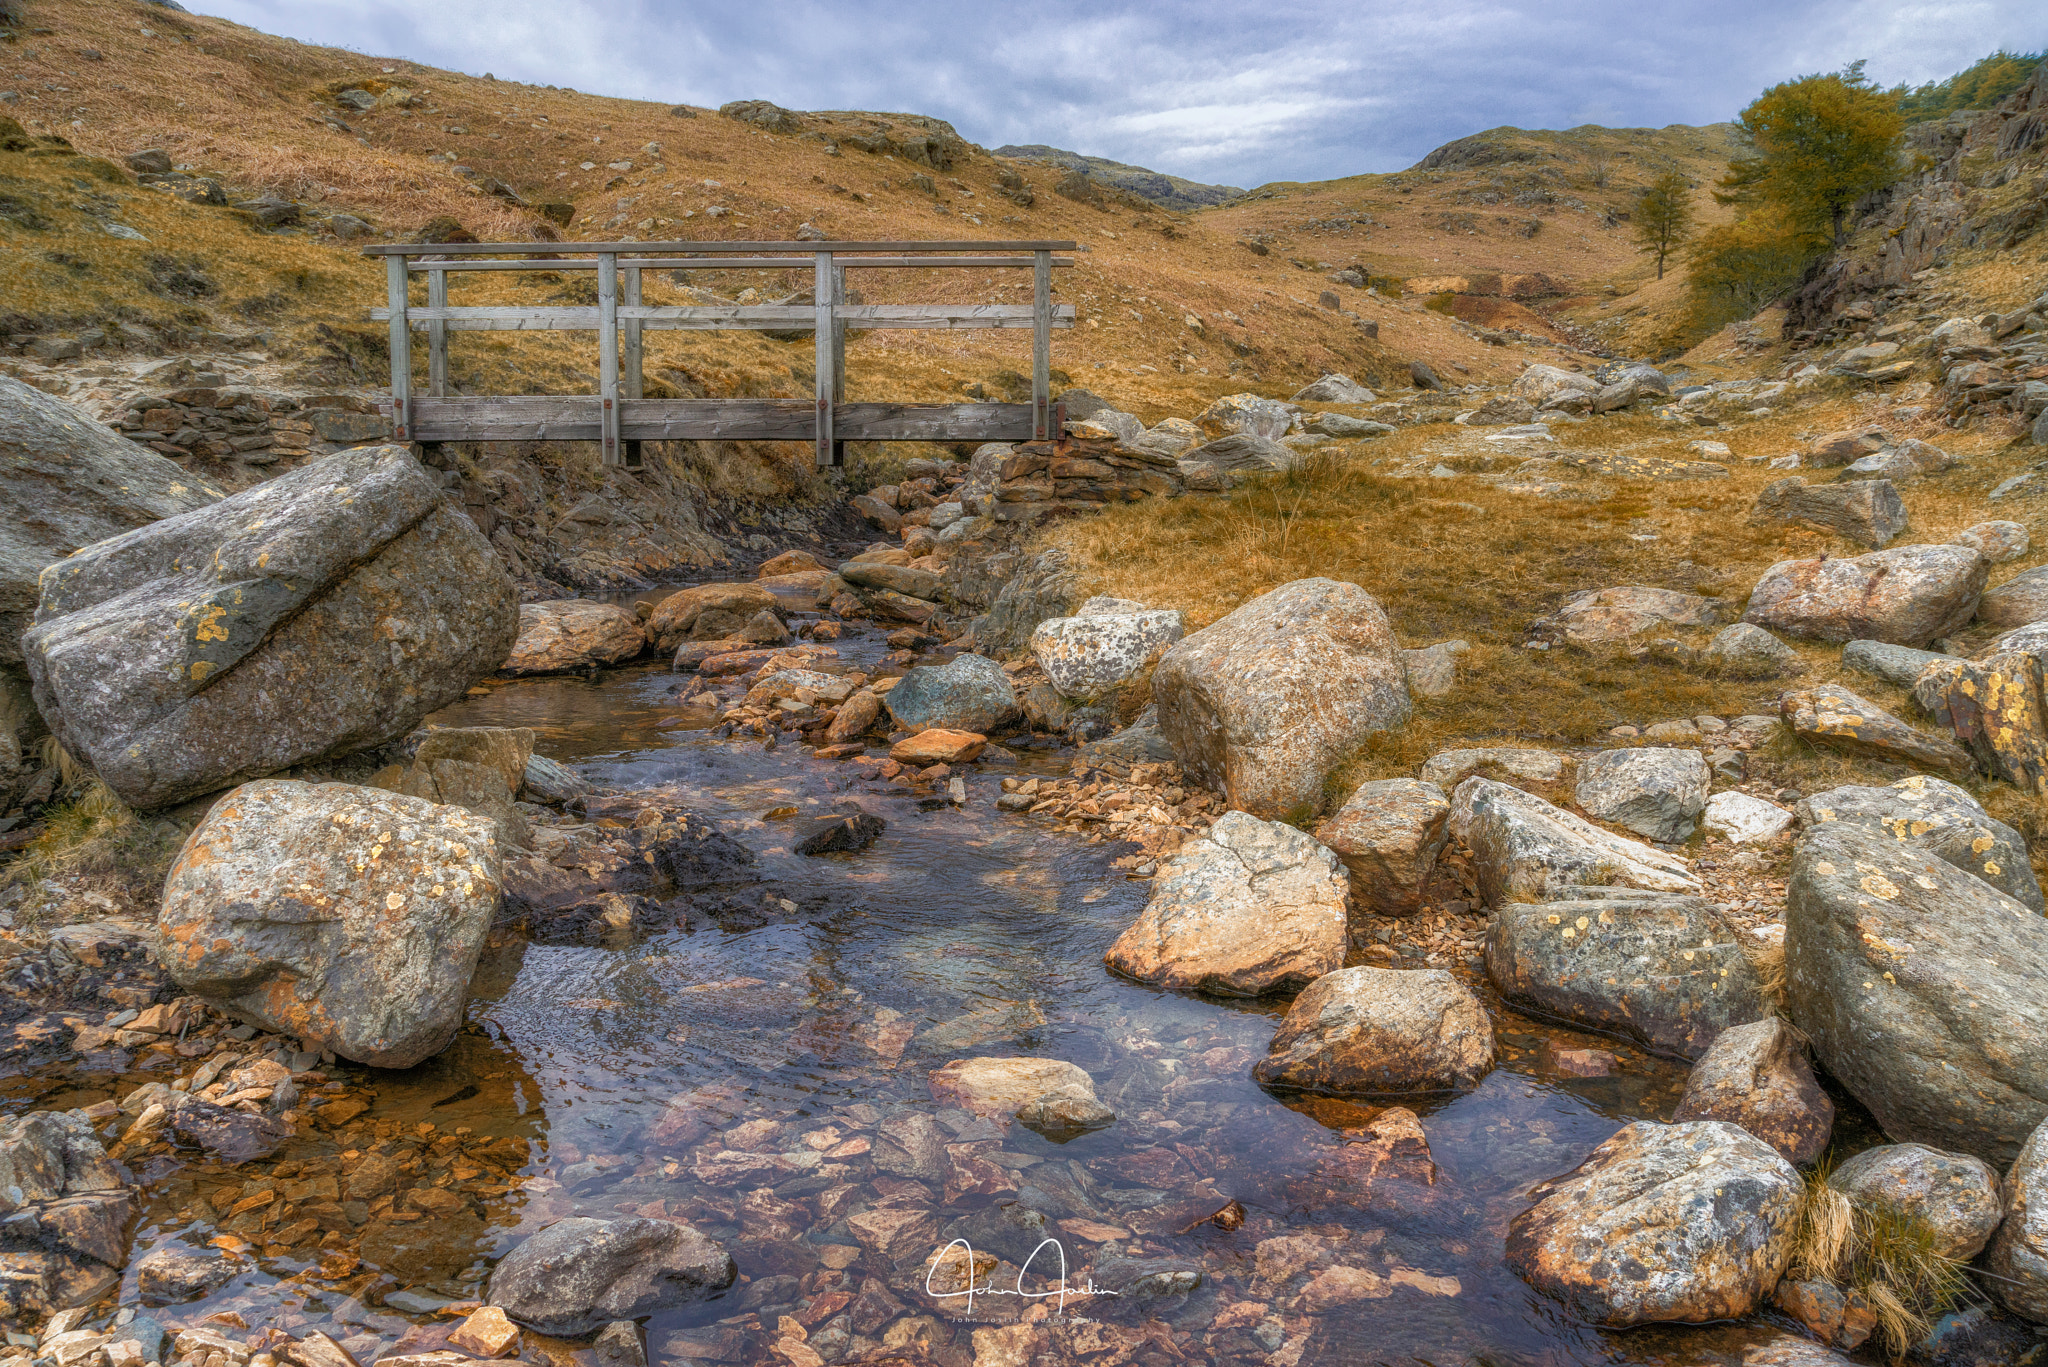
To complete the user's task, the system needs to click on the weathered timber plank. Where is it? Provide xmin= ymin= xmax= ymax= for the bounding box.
xmin=370 ymin=304 xmax=1076 ymax=332
xmin=399 ymin=398 xmax=1036 ymax=443
xmin=364 ymin=239 xmax=1079 ymax=256
xmin=410 ymin=256 xmax=1077 ymax=272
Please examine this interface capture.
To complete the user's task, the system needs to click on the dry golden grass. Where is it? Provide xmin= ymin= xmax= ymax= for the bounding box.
xmin=1047 ymin=387 xmax=2046 ymax=817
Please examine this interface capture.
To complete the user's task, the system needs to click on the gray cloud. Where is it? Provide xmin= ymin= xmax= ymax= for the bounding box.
xmin=201 ymin=0 xmax=2043 ymax=187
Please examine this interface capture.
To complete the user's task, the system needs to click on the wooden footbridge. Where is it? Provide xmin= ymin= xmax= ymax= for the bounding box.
xmin=363 ymin=239 xmax=1078 ymax=468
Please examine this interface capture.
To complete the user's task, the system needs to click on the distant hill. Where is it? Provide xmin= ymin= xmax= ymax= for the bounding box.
xmin=992 ymin=145 xmax=1244 ymax=212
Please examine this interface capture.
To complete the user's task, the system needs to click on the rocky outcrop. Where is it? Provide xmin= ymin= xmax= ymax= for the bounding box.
xmin=1742 ymin=544 xmax=1988 ymax=646
xmin=1827 ymin=1143 xmax=2003 ymax=1261
xmin=1485 ymin=892 xmax=1768 ymax=1059
xmin=1030 ymin=598 xmax=1184 ymax=701
xmin=1252 ymin=966 xmax=1494 ymax=1095
xmin=988 ymin=435 xmax=1184 ymax=524
xmin=1787 ymin=820 xmax=2048 ymax=1166
xmin=489 ymin=1216 xmax=736 ymax=1336
xmin=1574 ymin=748 xmax=1709 ymax=842
xmin=1795 ymin=776 xmax=2042 ymax=912
xmin=158 ymin=780 xmax=503 ymax=1068
xmin=1987 ymin=1117 xmax=2048 ymax=1323
xmin=1779 ymin=684 xmax=1973 ymax=779
xmin=1450 ymin=778 xmax=1700 ymax=907
xmin=1506 ymin=1120 xmax=1803 ymax=1325
xmin=1154 ymin=578 xmax=1410 ymax=821
xmin=502 ymin=600 xmax=646 ymax=674
xmin=1293 ymin=374 xmax=1376 ymax=404
xmin=1311 ymin=778 xmax=1450 ymax=916
xmin=1672 ymin=1019 xmax=1833 ymax=1164
xmin=21 ymin=445 xmax=517 ymax=810
xmin=1747 ymin=478 xmax=1907 ymax=548
xmin=1913 ymin=649 xmax=2048 ymax=795
xmin=371 ymin=726 xmax=536 ymax=851
xmin=1195 ymin=393 xmax=1300 ymax=440
xmin=1979 ymin=568 xmax=2048 ymax=630
xmin=1103 ymin=810 xmax=1348 ymax=996
xmin=0 ymin=375 xmax=224 ymax=675
xmin=927 ymin=1057 xmax=1114 ymax=1138
xmin=883 ymin=653 xmax=1021 ymax=733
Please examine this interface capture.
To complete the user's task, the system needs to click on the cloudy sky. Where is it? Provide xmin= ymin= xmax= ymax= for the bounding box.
xmin=202 ymin=1 xmax=2043 ymax=189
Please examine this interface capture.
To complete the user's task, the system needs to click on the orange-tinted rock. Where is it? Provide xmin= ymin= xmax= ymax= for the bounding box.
xmin=757 ymin=550 xmax=825 ymax=577
xmin=1780 ymin=683 xmax=1972 ymax=779
xmin=502 ymin=600 xmax=645 ymax=675
xmin=1913 ymin=650 xmax=2048 ymax=795
xmin=645 ymin=583 xmax=781 ymax=652
xmin=889 ymin=729 xmax=986 ymax=765
xmin=1673 ymin=1018 xmax=1833 ymax=1164
xmin=1253 ymin=967 xmax=1493 ymax=1094
xmin=1312 ymin=778 xmax=1449 ymax=917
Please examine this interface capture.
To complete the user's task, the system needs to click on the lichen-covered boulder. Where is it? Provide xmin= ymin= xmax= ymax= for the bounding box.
xmin=1743 ymin=544 xmax=1988 ymax=646
xmin=1574 ymin=747 xmax=1710 ymax=842
xmin=1506 ymin=1121 xmax=1804 ymax=1326
xmin=1030 ymin=598 xmax=1184 ymax=701
xmin=1486 ymin=892 xmax=1768 ymax=1059
xmin=1672 ymin=1019 xmax=1833 ymax=1164
xmin=502 ymin=600 xmax=646 ymax=674
xmin=20 ymin=445 xmax=516 ymax=810
xmin=158 ymin=780 xmax=504 ymax=1068
xmin=1154 ymin=578 xmax=1410 ymax=821
xmin=1988 ymin=1118 xmax=2048 ymax=1323
xmin=1104 ymin=810 xmax=1347 ymax=996
xmin=1787 ymin=820 xmax=2048 ymax=1167
xmin=644 ymin=582 xmax=781 ymax=652
xmin=1794 ymin=775 xmax=2042 ymax=912
xmin=1780 ymin=683 xmax=1972 ymax=779
xmin=1827 ymin=1143 xmax=2003 ymax=1261
xmin=0 ymin=374 xmax=223 ymax=673
xmin=884 ymin=652 xmax=1021 ymax=734
xmin=1195 ymin=392 xmax=1300 ymax=440
xmin=1252 ymin=967 xmax=1494 ymax=1095
xmin=1311 ymin=778 xmax=1450 ymax=916
xmin=1451 ymin=777 xmax=1699 ymax=908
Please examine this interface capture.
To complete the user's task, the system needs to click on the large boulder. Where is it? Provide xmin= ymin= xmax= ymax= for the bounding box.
xmin=1154 ymin=578 xmax=1410 ymax=821
xmin=1103 ymin=810 xmax=1347 ymax=996
xmin=502 ymin=600 xmax=645 ymax=675
xmin=1292 ymin=374 xmax=1376 ymax=404
xmin=1195 ymin=393 xmax=1300 ymax=440
xmin=1978 ymin=565 xmax=2048 ymax=629
xmin=1742 ymin=545 xmax=1989 ymax=646
xmin=20 ymin=446 xmax=517 ymax=810
xmin=158 ymin=780 xmax=504 ymax=1068
xmin=1450 ymin=777 xmax=1700 ymax=908
xmin=1826 ymin=1143 xmax=2003 ymax=1261
xmin=884 ymin=652 xmax=1021 ymax=733
xmin=1512 ymin=364 xmax=1601 ymax=408
xmin=1913 ymin=649 xmax=2048 ymax=794
xmin=1177 ymin=433 xmax=1295 ymax=480
xmin=0 ymin=375 xmax=223 ymax=674
xmin=1787 ymin=820 xmax=2048 ymax=1167
xmin=1794 ymin=776 xmax=2042 ymax=912
xmin=1029 ymin=598 xmax=1184 ymax=701
xmin=1534 ymin=586 xmax=1724 ymax=646
xmin=489 ymin=1216 xmax=736 ymax=1337
xmin=1506 ymin=1120 xmax=1804 ymax=1326
xmin=1987 ymin=1118 xmax=2048 ymax=1323
xmin=1311 ymin=778 xmax=1450 ymax=916
xmin=1672 ymin=1018 xmax=1834 ymax=1165
xmin=1251 ymin=966 xmax=1494 ymax=1095
xmin=1700 ymin=623 xmax=1804 ymax=679
xmin=645 ymin=583 xmax=781 ymax=652
xmin=1574 ymin=747 xmax=1709 ymax=842
xmin=1485 ymin=892 xmax=1768 ymax=1059
xmin=1747 ymin=478 xmax=1907 ymax=548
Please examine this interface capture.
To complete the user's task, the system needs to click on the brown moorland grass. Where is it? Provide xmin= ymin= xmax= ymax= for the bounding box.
xmin=1046 ymin=388 xmax=2046 ymax=837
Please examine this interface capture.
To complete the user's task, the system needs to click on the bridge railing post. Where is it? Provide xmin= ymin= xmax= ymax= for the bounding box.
xmin=830 ymin=263 xmax=847 ymax=468
xmin=597 ymin=252 xmax=620 ymax=467
xmin=386 ymin=253 xmax=412 ymax=443
xmin=427 ymin=266 xmax=448 ymax=398
xmin=1032 ymin=249 xmax=1052 ymax=440
xmin=813 ymin=250 xmax=834 ymax=469
xmin=622 ymin=262 xmax=644 ymax=470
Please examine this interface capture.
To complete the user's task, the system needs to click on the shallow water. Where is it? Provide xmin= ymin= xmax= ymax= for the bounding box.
xmin=19 ymin=622 xmax=1829 ymax=1366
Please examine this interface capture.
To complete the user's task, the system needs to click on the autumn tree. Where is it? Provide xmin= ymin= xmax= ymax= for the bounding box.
xmin=1717 ymin=63 xmax=1905 ymax=245
xmin=1631 ymin=172 xmax=1693 ymax=278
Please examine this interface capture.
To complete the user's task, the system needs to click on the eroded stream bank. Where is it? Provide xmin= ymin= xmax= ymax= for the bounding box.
xmin=2 ymin=619 xmax=1896 ymax=1367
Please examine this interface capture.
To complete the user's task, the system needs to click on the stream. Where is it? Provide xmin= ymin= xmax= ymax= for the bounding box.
xmin=9 ymin=614 xmax=1827 ymax=1367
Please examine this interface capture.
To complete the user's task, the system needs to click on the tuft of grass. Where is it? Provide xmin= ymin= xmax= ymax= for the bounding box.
xmin=1791 ymin=1162 xmax=1973 ymax=1360
xmin=1792 ymin=1165 xmax=1856 ymax=1283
